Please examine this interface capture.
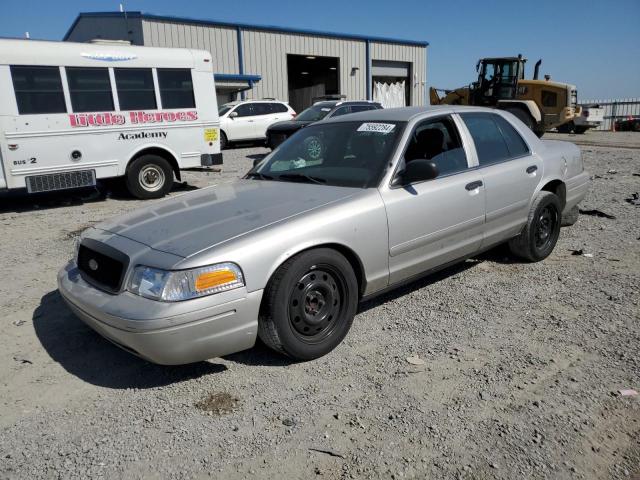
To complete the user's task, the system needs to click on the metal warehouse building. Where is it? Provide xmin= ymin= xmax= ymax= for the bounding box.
xmin=64 ymin=12 xmax=428 ymax=113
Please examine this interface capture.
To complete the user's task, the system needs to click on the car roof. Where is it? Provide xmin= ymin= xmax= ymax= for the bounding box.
xmin=321 ymin=105 xmax=499 ymax=123
xmin=313 ymin=100 xmax=380 ymax=108
xmin=223 ymin=99 xmax=286 ymax=106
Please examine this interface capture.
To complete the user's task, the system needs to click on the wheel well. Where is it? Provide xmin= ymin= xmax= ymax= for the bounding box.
xmin=541 ymin=180 xmax=566 ymax=210
xmin=129 ymin=147 xmax=181 ymax=181
xmin=271 ymin=243 xmax=366 ymax=299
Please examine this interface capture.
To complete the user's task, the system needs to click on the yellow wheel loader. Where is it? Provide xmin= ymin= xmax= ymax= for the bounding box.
xmin=430 ymin=55 xmax=581 ymax=137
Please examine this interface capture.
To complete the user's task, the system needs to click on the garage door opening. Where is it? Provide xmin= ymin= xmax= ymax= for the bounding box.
xmin=287 ymin=54 xmax=339 ymax=113
xmin=372 ymin=60 xmax=411 ymax=108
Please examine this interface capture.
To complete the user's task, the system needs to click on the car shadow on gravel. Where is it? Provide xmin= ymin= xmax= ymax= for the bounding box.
xmin=0 ymin=181 xmax=198 ymax=214
xmin=33 ymin=291 xmax=226 ymax=389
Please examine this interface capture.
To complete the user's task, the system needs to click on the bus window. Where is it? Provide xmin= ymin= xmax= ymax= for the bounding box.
xmin=10 ymin=65 xmax=67 ymax=115
xmin=66 ymin=67 xmax=114 ymax=113
xmin=157 ymin=69 xmax=195 ymax=109
xmin=114 ymin=68 xmax=157 ymax=111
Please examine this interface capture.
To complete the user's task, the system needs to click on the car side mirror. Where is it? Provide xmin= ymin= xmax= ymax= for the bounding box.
xmin=399 ymin=160 xmax=439 ymax=185
xmin=229 ymin=111 xmax=238 ymax=118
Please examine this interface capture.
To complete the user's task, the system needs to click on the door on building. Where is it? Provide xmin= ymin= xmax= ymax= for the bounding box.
xmin=372 ymin=60 xmax=411 ymax=108
xmin=287 ymin=54 xmax=339 ymax=114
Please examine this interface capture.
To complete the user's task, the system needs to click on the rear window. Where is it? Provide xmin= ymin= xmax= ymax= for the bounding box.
xmin=157 ymin=69 xmax=195 ymax=109
xmin=271 ymin=103 xmax=288 ymax=113
xmin=66 ymin=67 xmax=114 ymax=113
xmin=115 ymin=68 xmax=157 ymax=110
xmin=460 ymin=112 xmax=510 ymax=166
xmin=11 ymin=66 xmax=67 ymax=115
xmin=493 ymin=114 xmax=530 ymax=157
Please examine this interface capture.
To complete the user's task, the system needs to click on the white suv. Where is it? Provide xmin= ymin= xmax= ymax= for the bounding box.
xmin=219 ymin=100 xmax=296 ymax=149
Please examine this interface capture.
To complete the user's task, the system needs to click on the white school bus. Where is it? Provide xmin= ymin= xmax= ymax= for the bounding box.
xmin=0 ymin=38 xmax=221 ymax=199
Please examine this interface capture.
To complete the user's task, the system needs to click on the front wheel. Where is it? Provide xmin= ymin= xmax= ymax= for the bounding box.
xmin=125 ymin=155 xmax=174 ymax=199
xmin=508 ymin=191 xmax=561 ymax=262
xmin=258 ymin=248 xmax=358 ymax=360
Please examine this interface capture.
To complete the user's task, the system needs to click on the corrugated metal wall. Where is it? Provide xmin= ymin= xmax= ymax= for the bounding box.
xmin=141 ymin=20 xmax=238 ymax=74
xmin=370 ymin=42 xmax=427 ymax=106
xmin=240 ymin=29 xmax=367 ymax=102
xmin=73 ymin=17 xmax=428 ymax=106
xmin=66 ymin=16 xmax=144 ymax=45
xmin=581 ymin=98 xmax=640 ymax=131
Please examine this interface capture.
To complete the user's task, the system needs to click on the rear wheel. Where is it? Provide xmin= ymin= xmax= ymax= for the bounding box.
xmin=509 ymin=191 xmax=561 ymax=262
xmin=258 ymin=248 xmax=358 ymax=360
xmin=125 ymin=155 xmax=174 ymax=199
xmin=505 ymin=106 xmax=542 ymax=136
xmin=220 ymin=131 xmax=228 ymax=150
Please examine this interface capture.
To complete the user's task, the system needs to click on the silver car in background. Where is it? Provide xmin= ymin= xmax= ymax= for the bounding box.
xmin=58 ymin=106 xmax=590 ymax=364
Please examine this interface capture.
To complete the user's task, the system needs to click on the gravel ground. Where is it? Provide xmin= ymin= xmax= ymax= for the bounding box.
xmin=0 ymin=132 xmax=638 ymax=480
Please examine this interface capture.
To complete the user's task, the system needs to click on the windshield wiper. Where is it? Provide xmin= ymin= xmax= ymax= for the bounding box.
xmin=245 ymin=172 xmax=274 ymax=180
xmin=277 ymin=173 xmax=327 ymax=184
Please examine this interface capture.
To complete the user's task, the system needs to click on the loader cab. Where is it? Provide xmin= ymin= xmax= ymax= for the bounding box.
xmin=471 ymin=56 xmax=526 ymax=106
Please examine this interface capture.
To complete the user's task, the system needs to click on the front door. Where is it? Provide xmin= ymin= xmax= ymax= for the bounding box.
xmin=459 ymin=112 xmax=542 ymax=247
xmin=229 ymin=103 xmax=260 ymax=140
xmin=381 ymin=115 xmax=486 ymax=284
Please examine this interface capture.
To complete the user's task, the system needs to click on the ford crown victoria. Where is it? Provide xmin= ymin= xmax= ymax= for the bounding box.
xmin=58 ymin=106 xmax=590 ymax=364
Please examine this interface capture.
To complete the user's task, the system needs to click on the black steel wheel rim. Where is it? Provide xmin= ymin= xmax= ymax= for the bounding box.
xmin=534 ymin=205 xmax=558 ymax=250
xmin=288 ymin=265 xmax=346 ymax=344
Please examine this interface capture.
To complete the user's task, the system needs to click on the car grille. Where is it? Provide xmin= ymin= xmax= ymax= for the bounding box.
xmin=26 ymin=170 xmax=96 ymax=193
xmin=268 ymin=133 xmax=288 ymax=149
xmin=77 ymin=244 xmax=126 ymax=292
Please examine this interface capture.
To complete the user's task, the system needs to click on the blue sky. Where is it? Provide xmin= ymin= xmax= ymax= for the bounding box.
xmin=1 ymin=0 xmax=638 ymax=100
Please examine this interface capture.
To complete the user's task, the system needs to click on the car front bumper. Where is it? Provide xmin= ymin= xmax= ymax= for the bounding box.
xmin=57 ymin=261 xmax=262 ymax=365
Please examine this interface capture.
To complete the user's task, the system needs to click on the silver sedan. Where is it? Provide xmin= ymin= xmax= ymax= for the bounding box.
xmin=58 ymin=106 xmax=590 ymax=364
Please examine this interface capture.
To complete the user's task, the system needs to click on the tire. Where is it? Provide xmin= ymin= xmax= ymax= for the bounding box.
xmin=258 ymin=248 xmax=358 ymax=361
xmin=508 ymin=191 xmax=561 ymax=262
xmin=574 ymin=126 xmax=588 ymax=134
xmin=561 ymin=204 xmax=580 ymax=227
xmin=220 ymin=131 xmax=228 ymax=150
xmin=505 ymin=107 xmax=535 ymax=132
xmin=125 ymin=154 xmax=174 ymax=200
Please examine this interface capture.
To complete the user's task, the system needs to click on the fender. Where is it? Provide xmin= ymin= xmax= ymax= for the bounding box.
xmin=120 ymin=143 xmax=180 ymax=176
xmin=498 ymin=100 xmax=542 ymax=123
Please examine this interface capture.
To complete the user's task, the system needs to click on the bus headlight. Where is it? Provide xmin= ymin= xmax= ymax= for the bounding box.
xmin=128 ymin=262 xmax=244 ymax=302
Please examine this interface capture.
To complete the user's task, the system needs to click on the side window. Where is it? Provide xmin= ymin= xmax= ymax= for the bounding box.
xmin=10 ymin=66 xmax=66 ymax=114
xmin=157 ymin=68 xmax=195 ymax=109
xmin=234 ymin=104 xmax=255 ymax=117
xmin=115 ymin=68 xmax=157 ymax=110
xmin=271 ymin=103 xmax=288 ymax=113
xmin=493 ymin=114 xmax=530 ymax=157
xmin=253 ymin=103 xmax=272 ymax=116
xmin=330 ymin=106 xmax=351 ymax=117
xmin=460 ymin=112 xmax=510 ymax=166
xmin=541 ymin=90 xmax=558 ymax=107
xmin=350 ymin=105 xmax=374 ymax=113
xmin=66 ymin=67 xmax=114 ymax=113
xmin=404 ymin=115 xmax=468 ymax=177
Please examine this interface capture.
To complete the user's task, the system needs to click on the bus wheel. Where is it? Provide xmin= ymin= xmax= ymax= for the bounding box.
xmin=126 ymin=155 xmax=174 ymax=199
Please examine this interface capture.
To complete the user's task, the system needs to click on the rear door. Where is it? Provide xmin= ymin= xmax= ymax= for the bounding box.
xmin=459 ymin=112 xmax=541 ymax=247
xmin=381 ymin=114 xmax=486 ymax=284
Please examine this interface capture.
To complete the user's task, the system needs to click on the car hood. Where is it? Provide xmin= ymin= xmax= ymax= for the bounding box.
xmin=95 ymin=180 xmax=360 ymax=258
xmin=267 ymin=120 xmax=314 ymax=132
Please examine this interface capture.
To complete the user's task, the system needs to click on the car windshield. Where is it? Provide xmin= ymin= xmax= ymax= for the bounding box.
xmin=250 ymin=121 xmax=405 ymax=188
xmin=218 ymin=105 xmax=233 ymax=116
xmin=296 ymin=104 xmax=334 ymax=122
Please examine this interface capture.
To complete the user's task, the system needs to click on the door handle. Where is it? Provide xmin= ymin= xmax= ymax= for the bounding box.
xmin=465 ymin=180 xmax=483 ymax=191
xmin=526 ymin=165 xmax=538 ymax=174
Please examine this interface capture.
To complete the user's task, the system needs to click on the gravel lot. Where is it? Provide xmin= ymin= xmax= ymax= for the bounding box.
xmin=0 ymin=131 xmax=638 ymax=479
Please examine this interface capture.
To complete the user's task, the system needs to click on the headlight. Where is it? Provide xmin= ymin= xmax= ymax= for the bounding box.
xmin=128 ymin=262 xmax=244 ymax=302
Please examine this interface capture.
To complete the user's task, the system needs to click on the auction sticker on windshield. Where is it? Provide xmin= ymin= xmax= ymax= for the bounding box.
xmin=357 ymin=123 xmax=396 ymax=134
